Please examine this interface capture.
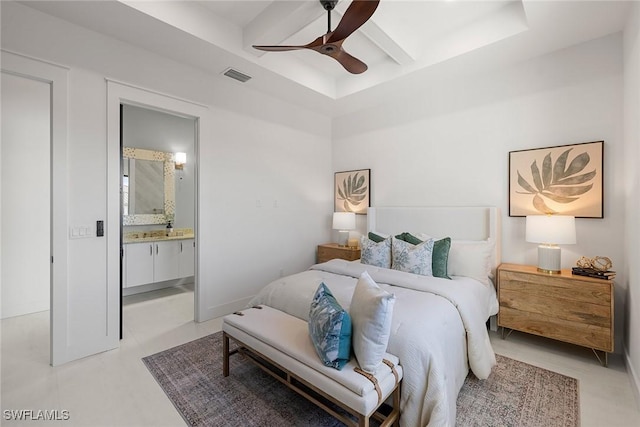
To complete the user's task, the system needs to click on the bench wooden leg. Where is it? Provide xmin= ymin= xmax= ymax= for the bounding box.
xmin=392 ymin=385 xmax=401 ymax=427
xmin=223 ymin=332 xmax=230 ymax=377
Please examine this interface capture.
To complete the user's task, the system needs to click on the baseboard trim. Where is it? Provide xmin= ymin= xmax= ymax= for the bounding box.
xmin=122 ymin=277 xmax=194 ymax=296
xmin=197 ymin=296 xmax=253 ymax=323
xmin=624 ymin=345 xmax=640 ymax=409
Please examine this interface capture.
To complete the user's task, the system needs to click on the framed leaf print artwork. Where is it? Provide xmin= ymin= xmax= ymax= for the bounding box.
xmin=509 ymin=141 xmax=603 ymax=218
xmin=335 ymin=169 xmax=370 ymax=214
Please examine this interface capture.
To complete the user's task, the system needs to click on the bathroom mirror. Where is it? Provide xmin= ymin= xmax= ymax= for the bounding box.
xmin=122 ymin=147 xmax=175 ymax=225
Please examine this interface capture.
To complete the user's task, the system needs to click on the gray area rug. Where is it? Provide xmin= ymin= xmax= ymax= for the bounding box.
xmin=455 ymin=353 xmax=579 ymax=427
xmin=142 ymin=331 xmax=579 ymax=427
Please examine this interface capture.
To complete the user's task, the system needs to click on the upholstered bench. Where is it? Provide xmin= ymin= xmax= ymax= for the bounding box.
xmin=222 ymin=305 xmax=402 ymax=427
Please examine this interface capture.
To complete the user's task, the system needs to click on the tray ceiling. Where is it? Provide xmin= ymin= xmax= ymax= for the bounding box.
xmin=18 ymin=1 xmax=631 ymax=115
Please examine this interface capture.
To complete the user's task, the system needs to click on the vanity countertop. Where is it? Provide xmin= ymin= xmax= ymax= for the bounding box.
xmin=123 ymin=228 xmax=194 ymax=244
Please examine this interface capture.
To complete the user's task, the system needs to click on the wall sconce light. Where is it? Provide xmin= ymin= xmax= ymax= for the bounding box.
xmin=333 ymin=212 xmax=356 ymax=247
xmin=526 ymin=215 xmax=576 ymax=274
xmin=175 ymin=152 xmax=186 ymax=170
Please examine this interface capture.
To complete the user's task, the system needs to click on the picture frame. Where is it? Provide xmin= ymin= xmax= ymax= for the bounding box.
xmin=509 ymin=141 xmax=603 ymax=218
xmin=334 ymin=169 xmax=370 ymax=214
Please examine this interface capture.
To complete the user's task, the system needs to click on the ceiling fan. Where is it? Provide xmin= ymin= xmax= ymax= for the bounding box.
xmin=253 ymin=0 xmax=380 ymax=74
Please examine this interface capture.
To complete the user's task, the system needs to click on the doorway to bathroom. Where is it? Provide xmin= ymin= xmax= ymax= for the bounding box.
xmin=119 ymin=104 xmax=197 ymax=338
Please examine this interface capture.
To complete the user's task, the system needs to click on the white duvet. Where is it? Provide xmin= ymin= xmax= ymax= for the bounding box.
xmin=248 ymin=259 xmax=499 ymax=427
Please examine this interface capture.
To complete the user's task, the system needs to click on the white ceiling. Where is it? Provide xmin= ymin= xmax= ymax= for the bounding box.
xmin=19 ymin=1 xmax=632 ymax=116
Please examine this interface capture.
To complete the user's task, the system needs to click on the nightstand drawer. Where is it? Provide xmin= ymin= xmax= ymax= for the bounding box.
xmin=499 ymin=270 xmax=611 ymax=306
xmin=499 ymin=306 xmax=612 ymax=351
xmin=499 ymin=288 xmax=611 ymax=327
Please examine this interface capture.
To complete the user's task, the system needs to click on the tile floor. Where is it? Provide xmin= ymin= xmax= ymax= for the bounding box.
xmin=1 ymin=285 xmax=639 ymax=426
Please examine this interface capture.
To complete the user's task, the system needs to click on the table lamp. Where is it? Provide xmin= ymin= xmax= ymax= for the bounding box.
xmin=333 ymin=212 xmax=356 ymax=247
xmin=526 ymin=215 xmax=576 ymax=274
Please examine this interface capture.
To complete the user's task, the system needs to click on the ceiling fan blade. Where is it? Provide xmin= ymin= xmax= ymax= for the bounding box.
xmin=253 ymin=45 xmax=308 ymax=52
xmin=327 ymin=0 xmax=380 ymax=44
xmin=325 ymin=48 xmax=368 ymax=74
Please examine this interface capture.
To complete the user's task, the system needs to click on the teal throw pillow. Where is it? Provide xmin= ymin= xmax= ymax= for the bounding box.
xmin=367 ymin=232 xmax=386 ymax=243
xmin=308 ymin=283 xmax=352 ymax=370
xmin=395 ymin=232 xmax=422 ymax=245
xmin=432 ymin=237 xmax=451 ymax=279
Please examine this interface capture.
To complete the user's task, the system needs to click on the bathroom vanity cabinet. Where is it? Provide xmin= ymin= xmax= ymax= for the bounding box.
xmin=124 ymin=238 xmax=195 ymax=288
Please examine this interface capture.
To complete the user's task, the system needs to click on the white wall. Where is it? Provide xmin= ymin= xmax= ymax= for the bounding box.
xmin=1 ymin=1 xmax=332 ymax=359
xmin=333 ymin=33 xmax=626 ymax=353
xmin=623 ymin=1 xmax=640 ymax=404
xmin=0 ymin=72 xmax=50 ymax=319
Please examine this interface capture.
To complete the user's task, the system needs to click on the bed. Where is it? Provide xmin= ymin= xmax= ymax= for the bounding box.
xmin=248 ymin=206 xmax=500 ymax=427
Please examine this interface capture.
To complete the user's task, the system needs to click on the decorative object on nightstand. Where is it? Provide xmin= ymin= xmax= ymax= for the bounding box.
xmin=572 ymin=255 xmax=615 ymax=280
xmin=347 ymin=238 xmax=359 ymax=248
xmin=317 ymin=243 xmax=361 ymax=263
xmin=525 ymin=214 xmax=576 ymax=274
xmin=497 ymin=263 xmax=614 ymax=366
xmin=590 ymin=255 xmax=613 ymax=271
xmin=332 ymin=212 xmax=356 ymax=247
xmin=576 ymin=256 xmax=592 ymax=268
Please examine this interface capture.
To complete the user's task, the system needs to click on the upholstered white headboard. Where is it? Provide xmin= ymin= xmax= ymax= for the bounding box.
xmin=367 ymin=206 xmax=501 ymax=273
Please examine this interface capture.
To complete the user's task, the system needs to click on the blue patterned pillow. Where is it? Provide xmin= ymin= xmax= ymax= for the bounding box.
xmin=396 ymin=233 xmax=451 ymax=279
xmin=360 ymin=235 xmax=392 ymax=268
xmin=391 ymin=237 xmax=435 ymax=276
xmin=308 ymin=283 xmax=352 ymax=370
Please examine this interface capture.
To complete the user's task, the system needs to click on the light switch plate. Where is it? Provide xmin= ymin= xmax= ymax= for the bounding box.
xmin=69 ymin=225 xmax=93 ymax=239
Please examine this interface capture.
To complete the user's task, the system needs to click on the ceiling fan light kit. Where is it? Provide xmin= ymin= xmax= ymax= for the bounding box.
xmin=253 ymin=0 xmax=380 ymax=74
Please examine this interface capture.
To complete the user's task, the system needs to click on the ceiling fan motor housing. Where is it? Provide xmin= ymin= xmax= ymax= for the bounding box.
xmin=321 ymin=45 xmax=338 ymax=53
xmin=320 ymin=1 xmax=338 ymax=11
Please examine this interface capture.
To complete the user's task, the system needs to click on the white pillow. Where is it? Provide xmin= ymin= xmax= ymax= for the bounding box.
xmin=350 ymin=271 xmax=396 ymax=373
xmin=391 ymin=237 xmax=434 ymax=276
xmin=360 ymin=235 xmax=392 ymax=268
xmin=447 ymin=239 xmax=495 ymax=285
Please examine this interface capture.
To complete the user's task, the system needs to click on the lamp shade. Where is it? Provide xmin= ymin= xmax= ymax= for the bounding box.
xmin=526 ymin=215 xmax=576 ymax=245
xmin=332 ymin=212 xmax=356 ymax=230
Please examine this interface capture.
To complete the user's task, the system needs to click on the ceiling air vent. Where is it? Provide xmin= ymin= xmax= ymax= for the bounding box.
xmin=222 ymin=68 xmax=252 ymax=83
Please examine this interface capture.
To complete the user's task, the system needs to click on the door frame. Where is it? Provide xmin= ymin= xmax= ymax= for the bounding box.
xmin=1 ymin=50 xmax=69 ymax=366
xmin=107 ymin=79 xmax=207 ymax=328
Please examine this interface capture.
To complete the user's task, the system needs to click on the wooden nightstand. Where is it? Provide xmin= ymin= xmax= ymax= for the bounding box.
xmin=497 ymin=263 xmax=614 ymax=366
xmin=317 ymin=243 xmax=361 ymax=263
